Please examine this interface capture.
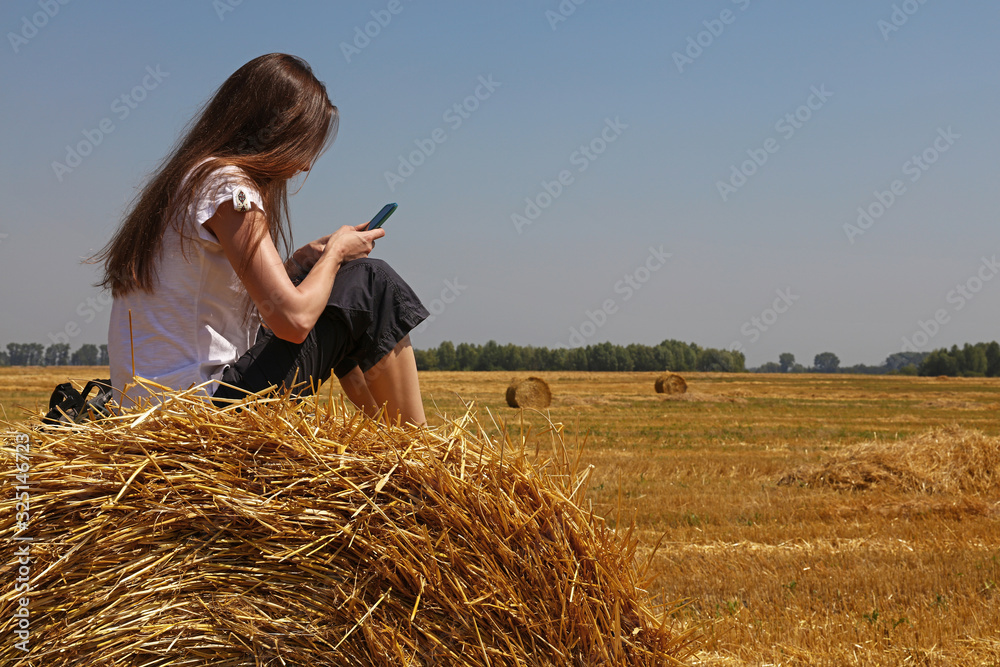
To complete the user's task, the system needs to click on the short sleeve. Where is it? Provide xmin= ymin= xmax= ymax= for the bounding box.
xmin=187 ymin=166 xmax=264 ymax=244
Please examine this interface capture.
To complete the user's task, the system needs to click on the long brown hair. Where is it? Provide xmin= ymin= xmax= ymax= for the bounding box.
xmin=95 ymin=53 xmax=338 ymax=295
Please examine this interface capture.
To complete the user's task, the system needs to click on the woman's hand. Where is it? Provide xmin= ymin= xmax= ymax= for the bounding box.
xmin=289 ymin=233 xmax=332 ymax=271
xmin=292 ymin=223 xmax=384 ymax=270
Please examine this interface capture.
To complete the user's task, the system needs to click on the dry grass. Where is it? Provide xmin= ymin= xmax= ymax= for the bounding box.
xmin=415 ymin=371 xmax=1000 ymax=667
xmin=779 ymin=425 xmax=1000 ymax=495
xmin=0 ymin=382 xmax=693 ymax=665
xmin=4 ymin=370 xmax=1000 ymax=665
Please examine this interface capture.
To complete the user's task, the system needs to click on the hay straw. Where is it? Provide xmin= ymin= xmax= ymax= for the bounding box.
xmin=778 ymin=425 xmax=1000 ymax=495
xmin=505 ymin=377 xmax=552 ymax=409
xmin=1 ymin=387 xmax=693 ymax=665
xmin=654 ymin=374 xmax=687 ymax=395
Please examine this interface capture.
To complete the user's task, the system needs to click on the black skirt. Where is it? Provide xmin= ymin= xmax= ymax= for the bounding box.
xmin=212 ymin=258 xmax=428 ymax=404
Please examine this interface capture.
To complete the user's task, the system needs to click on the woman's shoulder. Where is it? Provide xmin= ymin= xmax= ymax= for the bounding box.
xmin=183 ymin=157 xmax=257 ymax=193
xmin=177 ymin=158 xmax=264 ymax=235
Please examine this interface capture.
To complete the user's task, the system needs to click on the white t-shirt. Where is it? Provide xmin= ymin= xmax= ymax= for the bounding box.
xmin=108 ymin=163 xmax=264 ymax=408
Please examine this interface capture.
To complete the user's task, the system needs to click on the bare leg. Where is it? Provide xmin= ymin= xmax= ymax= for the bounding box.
xmin=338 ymin=365 xmax=380 ymax=418
xmin=364 ymin=335 xmax=426 ymax=426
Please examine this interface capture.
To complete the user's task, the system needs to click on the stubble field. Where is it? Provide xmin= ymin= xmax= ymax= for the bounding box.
xmin=2 ymin=367 xmax=999 ymax=666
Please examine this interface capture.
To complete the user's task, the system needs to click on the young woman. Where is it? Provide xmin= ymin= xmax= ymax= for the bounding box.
xmin=95 ymin=54 xmax=428 ymax=425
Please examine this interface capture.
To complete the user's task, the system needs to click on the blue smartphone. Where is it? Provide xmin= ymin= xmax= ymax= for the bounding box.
xmin=366 ymin=203 xmax=397 ymax=230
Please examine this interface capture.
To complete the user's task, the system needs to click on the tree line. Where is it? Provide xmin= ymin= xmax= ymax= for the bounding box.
xmin=752 ymin=343 xmax=1000 ymax=377
xmin=3 ymin=339 xmax=997 ymax=377
xmin=0 ymin=343 xmax=108 ymax=367
xmin=413 ymin=340 xmax=747 ymax=372
xmin=916 ymin=342 xmax=1000 ymax=377
xmin=753 ymin=351 xmax=930 ymax=375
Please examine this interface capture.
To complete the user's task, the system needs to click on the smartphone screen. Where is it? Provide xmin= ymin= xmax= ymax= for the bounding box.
xmin=366 ymin=203 xmax=398 ymax=230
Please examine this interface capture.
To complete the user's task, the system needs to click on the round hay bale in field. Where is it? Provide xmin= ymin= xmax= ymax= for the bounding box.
xmin=654 ymin=373 xmax=688 ymax=394
xmin=505 ymin=376 xmax=552 ymax=408
xmin=0 ymin=389 xmax=692 ymax=665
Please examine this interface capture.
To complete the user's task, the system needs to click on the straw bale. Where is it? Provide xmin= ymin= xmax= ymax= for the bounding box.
xmin=505 ymin=377 xmax=552 ymax=409
xmin=0 ymin=387 xmax=692 ymax=666
xmin=654 ymin=374 xmax=687 ymax=395
xmin=778 ymin=425 xmax=1000 ymax=495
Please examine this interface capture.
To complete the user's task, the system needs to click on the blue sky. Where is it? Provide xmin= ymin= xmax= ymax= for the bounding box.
xmin=1 ymin=1 xmax=998 ymax=367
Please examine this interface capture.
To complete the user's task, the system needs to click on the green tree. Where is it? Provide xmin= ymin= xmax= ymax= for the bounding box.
xmin=435 ymin=341 xmax=456 ymax=371
xmin=696 ymin=348 xmax=743 ymax=372
xmin=963 ymin=343 xmax=988 ymax=376
xmin=414 ymin=348 xmax=437 ymax=371
xmin=475 ymin=340 xmax=502 ymax=371
xmin=566 ymin=347 xmax=588 ymax=371
xmin=45 ymin=343 xmax=71 ymax=366
xmin=7 ymin=343 xmax=43 ymax=365
xmin=948 ymin=345 xmax=964 ymax=374
xmin=7 ymin=343 xmax=25 ymax=365
xmin=27 ymin=343 xmax=44 ymax=365
xmin=588 ymin=343 xmax=615 ymax=371
xmin=778 ymin=353 xmax=795 ymax=372
xmin=500 ymin=343 xmax=523 ymax=371
xmin=627 ymin=344 xmax=657 ymax=371
xmin=919 ymin=349 xmax=959 ymax=376
xmin=615 ymin=346 xmax=634 ymax=372
xmin=523 ymin=346 xmax=544 ymax=370
xmin=71 ymin=344 xmax=99 ymax=366
xmin=985 ymin=341 xmax=1000 ymax=377
xmin=813 ymin=352 xmax=840 ymax=373
xmin=657 ymin=346 xmax=676 ymax=371
xmin=885 ymin=352 xmax=927 ymax=371
xmin=546 ymin=347 xmax=568 ymax=371
xmin=455 ymin=343 xmax=478 ymax=371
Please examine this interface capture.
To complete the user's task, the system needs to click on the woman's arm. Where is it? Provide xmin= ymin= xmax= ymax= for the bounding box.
xmin=285 ymin=232 xmax=334 ymax=277
xmin=205 ymin=204 xmax=384 ymax=343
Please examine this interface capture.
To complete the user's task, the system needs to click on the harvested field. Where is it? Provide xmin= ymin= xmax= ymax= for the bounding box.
xmin=1 ymin=384 xmax=691 ymax=665
xmin=3 ymin=369 xmax=1000 ymax=665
